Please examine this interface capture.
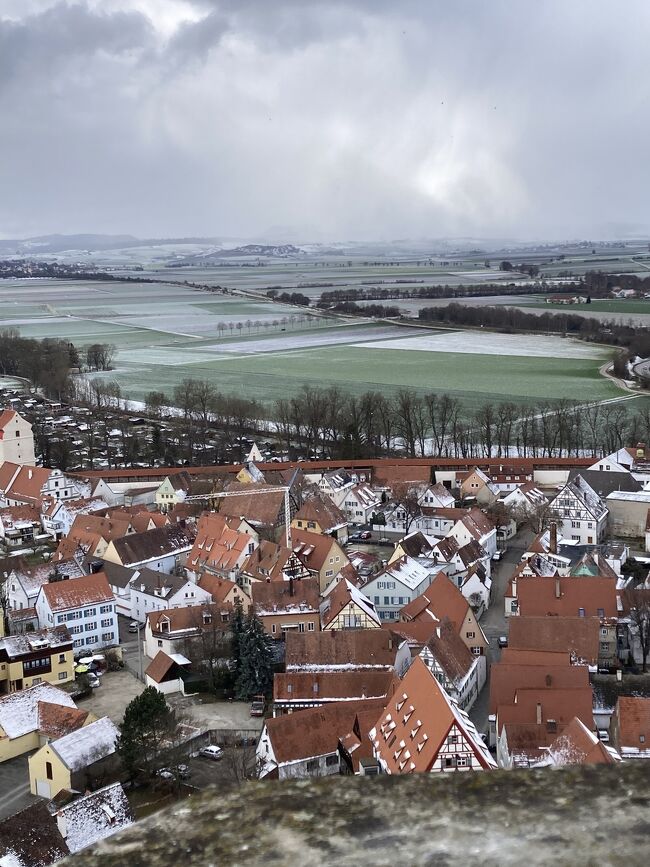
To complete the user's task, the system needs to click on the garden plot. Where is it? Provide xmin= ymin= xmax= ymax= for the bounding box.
xmin=353 ymin=330 xmax=606 ymax=360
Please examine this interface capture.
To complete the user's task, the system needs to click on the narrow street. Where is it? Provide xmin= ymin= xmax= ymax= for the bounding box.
xmin=469 ymin=530 xmax=532 ymax=734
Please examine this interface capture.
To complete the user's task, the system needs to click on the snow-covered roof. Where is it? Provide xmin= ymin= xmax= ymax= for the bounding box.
xmin=51 ymin=717 xmax=119 ymax=772
xmin=0 ymin=683 xmax=76 ymax=740
xmin=56 ymin=783 xmax=133 ymax=854
xmin=374 ymin=556 xmax=431 ymax=591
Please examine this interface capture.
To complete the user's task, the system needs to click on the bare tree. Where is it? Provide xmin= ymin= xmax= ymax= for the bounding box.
xmin=391 ymin=482 xmax=423 ymax=534
xmin=221 ymin=742 xmax=259 ymax=785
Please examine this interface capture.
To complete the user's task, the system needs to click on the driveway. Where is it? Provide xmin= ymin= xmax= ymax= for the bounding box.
xmin=76 ymin=669 xmax=145 ymax=725
xmin=167 ymin=695 xmax=264 ymax=734
xmin=0 ymin=756 xmax=37 ymax=820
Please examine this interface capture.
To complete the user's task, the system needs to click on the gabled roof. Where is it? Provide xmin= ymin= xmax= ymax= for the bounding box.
xmin=110 ymin=524 xmax=195 ymax=566
xmin=372 ymin=555 xmax=432 ymax=592
xmin=253 ymin=577 xmax=319 ymax=615
xmin=285 ymin=629 xmax=397 ymax=670
xmin=146 ymin=602 xmax=229 ymax=636
xmin=615 ymin=696 xmax=650 ymax=749
xmin=544 ymin=716 xmax=620 ymax=766
xmin=145 ymin=650 xmax=186 ymax=684
xmin=569 ymin=551 xmax=618 ymax=579
xmin=568 ymin=468 xmax=641 ymax=498
xmin=0 ymin=800 xmax=68 ymax=867
xmin=274 ymin=669 xmax=395 ymax=704
xmin=293 ymin=497 xmax=348 ymax=532
xmin=38 ymin=702 xmax=90 ymax=740
xmin=219 ymin=486 xmax=285 ymax=527
xmin=320 ymin=578 xmax=380 ymax=629
xmin=399 ymin=573 xmax=470 ymax=631
xmin=489 ymin=655 xmax=589 ymax=715
xmin=197 ymin=574 xmax=243 ymax=607
xmin=397 ymin=531 xmax=435 ymax=559
xmin=0 ymin=408 xmax=17 ymax=430
xmin=454 ymin=508 xmax=496 ymax=541
xmin=0 ymin=683 xmax=77 ymax=739
xmin=51 ymin=716 xmax=119 ymax=772
xmin=292 ymin=528 xmax=342 ymax=572
xmin=262 ymin=698 xmax=387 ymax=765
xmin=516 ymin=577 xmax=618 ymax=619
xmin=132 ymin=568 xmax=189 ymax=598
xmin=508 ymin=616 xmax=600 ymax=664
xmin=555 ymin=475 xmax=607 ymax=519
xmin=242 ymin=539 xmax=295 ymax=582
xmin=55 ymin=782 xmax=133 ymax=854
xmin=188 ymin=513 xmax=252 ymax=574
xmin=423 ymin=618 xmax=474 ymax=684
xmin=0 ymin=462 xmax=51 ymax=504
xmin=40 ymin=572 xmax=114 ymax=612
xmin=369 ymin=657 xmax=495 ymax=774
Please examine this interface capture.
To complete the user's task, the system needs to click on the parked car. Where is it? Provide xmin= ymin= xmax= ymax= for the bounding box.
xmin=492 ymin=550 xmax=503 ymax=562
xmin=128 ymin=621 xmax=141 ymax=633
xmin=598 ymin=730 xmax=610 ymax=743
xmin=497 ymin=635 xmax=508 ymax=649
xmin=157 ymin=768 xmax=174 ymax=781
xmin=88 ymin=673 xmax=101 ymax=688
xmin=175 ymin=763 xmax=191 ymax=779
xmin=359 ymin=531 xmax=372 ymax=540
xmin=199 ymin=745 xmax=224 ymax=761
xmin=250 ymin=695 xmax=266 ymax=717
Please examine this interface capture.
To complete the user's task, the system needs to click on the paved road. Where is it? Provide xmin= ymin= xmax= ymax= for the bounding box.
xmin=0 ymin=756 xmax=37 ymax=820
xmin=469 ymin=530 xmax=532 ymax=734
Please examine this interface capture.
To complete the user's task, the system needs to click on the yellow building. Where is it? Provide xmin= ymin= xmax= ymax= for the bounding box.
xmin=29 ymin=716 xmax=120 ymax=799
xmin=0 ymin=682 xmax=94 ymax=763
xmin=0 ymin=626 xmax=75 ymax=695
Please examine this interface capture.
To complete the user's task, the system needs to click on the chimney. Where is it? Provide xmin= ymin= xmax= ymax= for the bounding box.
xmin=536 ymin=702 xmax=542 ymax=725
xmin=56 ymin=814 xmax=67 ymax=839
xmin=555 ymin=578 xmax=561 ymax=599
xmin=28 ymin=469 xmax=33 ymax=480
xmin=550 ymin=522 xmax=557 ymax=555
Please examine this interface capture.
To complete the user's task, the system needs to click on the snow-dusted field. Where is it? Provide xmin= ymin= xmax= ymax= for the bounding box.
xmin=353 ymin=331 xmax=607 ymax=359
xmin=194 ymin=325 xmax=417 ymax=355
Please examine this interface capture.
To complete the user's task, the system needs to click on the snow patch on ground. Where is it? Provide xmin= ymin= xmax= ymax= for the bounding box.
xmin=353 ymin=331 xmax=606 ymax=359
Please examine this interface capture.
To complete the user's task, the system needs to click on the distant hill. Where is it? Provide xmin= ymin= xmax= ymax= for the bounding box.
xmin=0 ymin=234 xmax=305 ymax=258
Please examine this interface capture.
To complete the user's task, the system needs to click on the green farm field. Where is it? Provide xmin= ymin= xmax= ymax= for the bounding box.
xmin=0 ymin=275 xmax=631 ymax=418
xmin=98 ymin=340 xmax=622 ymax=415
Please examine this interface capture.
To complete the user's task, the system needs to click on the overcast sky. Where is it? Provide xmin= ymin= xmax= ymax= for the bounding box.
xmin=1 ymin=0 xmax=649 ymax=242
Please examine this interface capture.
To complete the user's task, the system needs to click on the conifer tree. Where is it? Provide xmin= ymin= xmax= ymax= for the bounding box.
xmin=231 ymin=596 xmax=245 ymax=678
xmin=235 ymin=609 xmax=273 ymax=700
xmin=118 ymin=686 xmax=175 ymax=779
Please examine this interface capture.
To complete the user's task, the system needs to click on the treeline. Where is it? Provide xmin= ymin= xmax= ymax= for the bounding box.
xmin=318 ymin=300 xmax=401 ymax=317
xmin=274 ymin=385 xmax=650 ymax=460
xmin=265 ymin=290 xmax=311 ymax=306
xmin=417 ymin=303 xmax=650 ymax=357
xmin=319 ymin=282 xmax=569 ymax=304
xmin=0 ymin=328 xmax=78 ymax=398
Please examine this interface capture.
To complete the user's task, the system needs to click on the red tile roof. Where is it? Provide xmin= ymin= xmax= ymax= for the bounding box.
xmin=285 ymin=629 xmax=398 ymax=669
xmin=508 ymin=616 xmax=600 ymax=664
xmin=615 ymin=697 xmax=650 ymax=749
xmin=547 ymin=716 xmax=619 ymax=765
xmin=399 ymin=573 xmax=469 ymax=632
xmin=263 ymin=698 xmax=387 ymax=768
xmin=370 ymin=656 xmax=495 ymax=774
xmin=517 ymin=578 xmax=618 ymax=618
xmin=40 ymin=572 xmax=114 ymax=612
xmin=274 ymin=669 xmax=395 ymax=704
xmin=490 ymin=655 xmax=587 ymax=715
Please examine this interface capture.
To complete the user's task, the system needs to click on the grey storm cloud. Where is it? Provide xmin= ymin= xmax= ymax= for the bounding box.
xmin=1 ymin=0 xmax=649 ymax=242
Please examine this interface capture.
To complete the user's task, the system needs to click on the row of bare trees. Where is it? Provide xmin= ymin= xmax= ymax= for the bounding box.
xmin=274 ymin=386 xmax=650 ymax=460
